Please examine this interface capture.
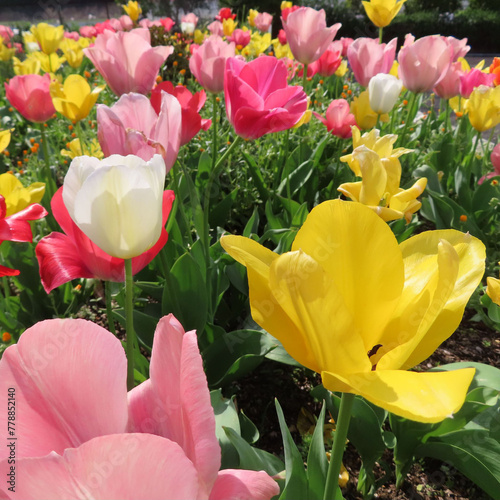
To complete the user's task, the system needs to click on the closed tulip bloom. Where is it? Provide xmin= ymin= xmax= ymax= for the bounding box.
xmin=63 ymin=154 xmax=166 ymax=260
xmin=207 ymin=21 xmax=223 ymax=36
xmin=489 ymin=57 xmax=500 ymax=87
xmin=308 ymin=41 xmax=342 ymax=77
xmin=254 ymin=12 xmax=273 ymax=33
xmin=221 ymin=199 xmax=485 ymax=422
xmin=122 ymin=0 xmax=141 ymax=22
xmin=0 ymin=25 xmax=13 ymax=44
xmin=398 ymin=35 xmax=453 ymax=93
xmin=189 ymin=35 xmax=235 ymax=94
xmin=59 ymin=38 xmax=84 ymax=68
xmin=282 ymin=7 xmax=341 ymax=65
xmin=313 ymin=99 xmax=357 ymax=139
xmin=222 ymin=18 xmax=238 ymax=37
xmin=350 ymin=90 xmax=388 ymax=130
xmin=50 ymin=74 xmax=105 ymax=122
xmin=224 ymin=56 xmax=308 ymax=140
xmin=466 ymin=85 xmax=500 ymax=132
xmin=97 ymin=92 xmax=181 ymax=171
xmin=31 ymin=22 xmax=64 ymax=54
xmin=5 ymin=73 xmax=55 ymax=123
xmin=362 ymin=0 xmax=406 ymax=28
xmin=433 ymin=61 xmax=463 ymax=100
xmin=228 ymin=29 xmax=251 ymax=49
xmin=368 ymin=73 xmax=402 ymax=114
xmin=84 ymin=28 xmax=173 ymax=96
xmin=347 ymin=37 xmax=397 ymax=87
xmin=459 ymin=68 xmax=496 ymax=99
xmin=13 ymin=56 xmax=41 ymax=75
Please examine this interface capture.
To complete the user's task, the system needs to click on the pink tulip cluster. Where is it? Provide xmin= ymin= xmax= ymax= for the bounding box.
xmin=0 ymin=315 xmax=279 ymax=499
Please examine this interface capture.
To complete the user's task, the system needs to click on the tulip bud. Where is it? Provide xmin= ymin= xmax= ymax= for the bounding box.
xmin=368 ymin=73 xmax=403 ymax=114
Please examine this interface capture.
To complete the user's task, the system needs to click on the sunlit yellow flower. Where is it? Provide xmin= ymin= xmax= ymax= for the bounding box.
xmin=61 ymin=137 xmax=103 ymax=159
xmin=31 ymin=51 xmax=66 ymax=73
xmin=122 ymin=1 xmax=142 ymax=22
xmin=222 ymin=18 xmax=238 ymax=37
xmin=271 ymin=38 xmax=293 ymax=59
xmin=31 ymin=22 xmax=64 ymax=54
xmin=0 ymin=173 xmax=45 ymax=216
xmin=466 ymin=85 xmax=500 ymax=132
xmin=362 ymin=0 xmax=406 ymax=28
xmin=50 ymin=74 xmax=105 ymax=122
xmin=294 ymin=107 xmax=312 ymax=129
xmin=248 ymin=9 xmax=259 ymax=26
xmin=242 ymin=32 xmax=271 ymax=58
xmin=0 ymin=40 xmax=15 ymax=61
xmin=221 ymin=199 xmax=485 ymax=423
xmin=449 ymin=96 xmax=468 ymax=115
xmin=59 ymin=38 xmax=84 ymax=68
xmin=13 ymin=56 xmax=41 ymax=75
xmin=0 ymin=130 xmax=12 ymax=153
xmin=22 ymin=31 xmax=40 ymax=53
xmin=193 ymin=29 xmax=206 ymax=45
xmin=281 ymin=1 xmax=293 ymax=10
xmin=335 ymin=60 xmax=348 ymax=77
xmin=487 ymin=266 xmax=500 ymax=306
xmin=338 ymin=145 xmax=426 ymax=222
xmin=458 ymin=57 xmax=484 ymax=72
xmin=350 ymin=90 xmax=389 ymax=130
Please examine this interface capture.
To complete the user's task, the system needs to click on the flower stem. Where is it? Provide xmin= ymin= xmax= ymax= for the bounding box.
xmin=75 ymin=120 xmax=87 ymax=155
xmin=466 ymin=129 xmax=482 ymax=183
xmin=323 ymin=392 xmax=355 ymax=500
xmin=379 ymin=27 xmax=383 ymax=43
xmin=211 ymin=93 xmax=218 ymax=171
xmin=39 ymin=123 xmax=56 ymax=202
xmin=105 ymin=281 xmax=116 ymax=336
xmin=124 ymin=258 xmax=136 ymax=391
xmin=399 ymin=92 xmax=417 ymax=146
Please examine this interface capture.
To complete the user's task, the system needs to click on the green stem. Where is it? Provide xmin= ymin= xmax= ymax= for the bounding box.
xmin=302 ymin=63 xmax=308 ymax=92
xmin=39 ymin=124 xmax=56 ymax=202
xmin=323 ymin=392 xmax=355 ymax=500
xmin=211 ymin=93 xmax=218 ymax=171
xmin=105 ymin=281 xmax=116 ymax=336
xmin=399 ymin=92 xmax=417 ymax=146
xmin=466 ymin=130 xmax=482 ymax=183
xmin=444 ymin=99 xmax=450 ymax=134
xmin=379 ymin=27 xmax=383 ymax=43
xmin=124 ymin=258 xmax=136 ymax=391
xmin=75 ymin=121 xmax=86 ymax=155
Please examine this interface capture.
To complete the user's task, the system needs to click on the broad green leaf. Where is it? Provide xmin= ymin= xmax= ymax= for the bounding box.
xmin=307 ymin=402 xmax=329 ymax=500
xmin=239 ymin=410 xmax=260 ymax=444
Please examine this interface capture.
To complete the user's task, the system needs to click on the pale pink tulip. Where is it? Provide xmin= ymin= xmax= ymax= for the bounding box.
xmin=313 ymin=99 xmax=357 ymax=139
xmin=347 ymin=37 xmax=397 ymax=87
xmin=445 ymin=36 xmax=470 ymax=61
xmin=63 ymin=31 xmax=79 ymax=41
xmin=224 ymin=56 xmax=308 ymax=139
xmin=207 ymin=21 xmax=223 ymax=36
xmin=282 ymin=6 xmax=341 ymax=65
xmin=0 ymin=315 xmax=279 ymax=500
xmin=459 ymin=68 xmax=496 ymax=98
xmin=479 ymin=144 xmax=500 ymax=184
xmin=0 ymin=25 xmax=13 ymax=44
xmin=340 ymin=37 xmax=354 ymax=57
xmin=80 ymin=25 xmax=97 ymax=38
xmin=182 ymin=13 xmax=199 ymax=26
xmin=97 ymin=92 xmax=181 ymax=171
xmin=107 ymin=18 xmax=123 ymax=31
xmin=434 ymin=61 xmax=463 ymax=100
xmin=398 ymin=34 xmax=453 ymax=94
xmin=119 ymin=14 xmax=134 ymax=30
xmin=84 ymin=28 xmax=173 ymax=96
xmin=189 ymin=35 xmax=235 ymax=94
xmin=254 ymin=12 xmax=273 ymax=33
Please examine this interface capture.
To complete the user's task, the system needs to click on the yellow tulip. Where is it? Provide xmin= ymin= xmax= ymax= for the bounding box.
xmin=122 ymin=1 xmax=142 ymax=22
xmin=0 ymin=130 xmax=12 ymax=153
xmin=221 ymin=200 xmax=485 ymax=422
xmin=242 ymin=32 xmax=271 ymax=58
xmin=59 ymin=38 xmax=84 ymax=68
xmin=271 ymin=39 xmax=293 ymax=59
xmin=0 ymin=173 xmax=45 ymax=216
xmin=13 ymin=56 xmax=41 ymax=75
xmin=281 ymin=1 xmax=293 ymax=10
xmin=350 ymin=90 xmax=389 ymax=130
xmin=193 ymin=29 xmax=206 ymax=45
xmin=61 ymin=138 xmax=103 ymax=159
xmin=31 ymin=22 xmax=64 ymax=54
xmin=248 ymin=9 xmax=259 ymax=27
xmin=31 ymin=51 xmax=66 ymax=73
xmin=466 ymin=85 xmax=500 ymax=132
xmin=50 ymin=74 xmax=105 ymax=122
xmin=222 ymin=18 xmax=238 ymax=37
xmin=334 ymin=60 xmax=348 ymax=77
xmin=362 ymin=0 xmax=406 ymax=28
xmin=338 ymin=146 xmax=427 ymax=222
xmin=487 ymin=268 xmax=500 ymax=306
xmin=0 ymin=40 xmax=15 ymax=61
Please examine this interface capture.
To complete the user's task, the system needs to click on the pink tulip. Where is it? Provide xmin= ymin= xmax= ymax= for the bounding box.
xmin=459 ymin=68 xmax=496 ymax=98
xmin=347 ymin=37 xmax=397 ymax=87
xmin=313 ymin=99 xmax=357 ymax=139
xmin=64 ymin=31 xmax=80 ymax=40
xmin=216 ymin=7 xmax=236 ymax=21
xmin=254 ymin=12 xmax=273 ymax=33
xmin=0 ymin=315 xmax=279 ymax=499
xmin=282 ymin=7 xmax=341 ymax=65
xmin=445 ymin=36 xmax=470 ymax=61
xmin=340 ymin=37 xmax=354 ymax=57
xmin=80 ymin=25 xmax=97 ymax=38
xmin=84 ymin=28 xmax=173 ymax=96
xmin=207 ymin=21 xmax=223 ymax=36
xmin=5 ymin=74 xmax=55 ymax=123
xmin=224 ymin=56 xmax=308 ymax=140
xmin=479 ymin=144 xmax=500 ymax=185
xmin=0 ymin=25 xmax=13 ymax=43
xmin=97 ymin=92 xmax=181 ymax=170
xmin=107 ymin=18 xmax=124 ymax=31
xmin=94 ymin=19 xmax=117 ymax=34
xmin=398 ymin=34 xmax=453 ymax=94
xmin=228 ymin=28 xmax=251 ymax=48
xmin=182 ymin=13 xmax=199 ymax=27
xmin=36 ymin=188 xmax=173 ymax=292
xmin=308 ymin=41 xmax=342 ymax=77
xmin=151 ymin=81 xmax=211 ymax=146
xmin=433 ymin=61 xmax=463 ymax=100
xmin=281 ymin=5 xmax=300 ymax=21
xmin=189 ymin=35 xmax=235 ymax=94
xmin=278 ymin=29 xmax=287 ymax=45
xmin=119 ymin=14 xmax=134 ymax=30
xmin=160 ymin=17 xmax=175 ymax=31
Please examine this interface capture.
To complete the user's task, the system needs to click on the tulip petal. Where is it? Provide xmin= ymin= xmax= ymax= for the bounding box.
xmin=322 ymin=367 xmax=475 ymax=423
xmin=2 ymin=434 xmax=200 ymax=500
xmin=292 ymin=200 xmax=404 ymax=353
xmin=0 ymin=319 xmax=128 ymax=460
xmin=209 ymin=470 xmax=280 ymax=500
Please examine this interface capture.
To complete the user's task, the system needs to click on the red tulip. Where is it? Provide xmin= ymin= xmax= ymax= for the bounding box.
xmin=5 ymin=74 xmax=55 ymax=123
xmin=313 ymin=99 xmax=357 ymax=139
xmin=308 ymin=41 xmax=342 ymax=77
xmin=216 ymin=7 xmax=236 ymax=21
xmin=151 ymin=81 xmax=211 ymax=146
xmin=224 ymin=56 xmax=308 ymax=140
xmin=36 ymin=188 xmax=174 ymax=292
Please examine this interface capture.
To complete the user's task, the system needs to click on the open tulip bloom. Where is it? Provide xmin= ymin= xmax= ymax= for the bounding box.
xmin=0 ymin=315 xmax=279 ymax=499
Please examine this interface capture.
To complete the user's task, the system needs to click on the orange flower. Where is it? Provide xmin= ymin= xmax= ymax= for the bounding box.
xmin=490 ymin=57 xmax=500 ymax=86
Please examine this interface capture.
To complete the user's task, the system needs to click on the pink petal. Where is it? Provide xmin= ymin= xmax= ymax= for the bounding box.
xmin=209 ymin=470 xmax=280 ymax=500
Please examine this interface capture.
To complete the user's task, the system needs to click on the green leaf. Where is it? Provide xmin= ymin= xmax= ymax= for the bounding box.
xmin=239 ymin=410 xmax=260 ymax=444
xmin=210 ymin=187 xmax=239 ymax=228
xmin=114 ymin=308 xmax=158 ymax=351
xmin=242 ymin=151 xmax=269 ymax=201
xmin=195 ymin=151 xmax=212 ymax=188
xmin=243 ymin=207 xmax=260 ymax=237
xmin=306 ymin=402 xmax=329 ymax=500
xmin=278 ymin=159 xmax=314 ymax=198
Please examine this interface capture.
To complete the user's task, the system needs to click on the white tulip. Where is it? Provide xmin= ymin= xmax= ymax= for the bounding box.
xmin=181 ymin=22 xmax=196 ymax=35
xmin=63 ymin=154 xmax=166 ymax=260
xmin=368 ymin=73 xmax=403 ymax=114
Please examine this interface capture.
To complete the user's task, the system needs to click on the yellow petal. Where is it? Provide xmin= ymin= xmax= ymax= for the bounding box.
xmin=389 ymin=178 xmax=427 ymax=213
xmin=220 ymin=235 xmax=319 ymax=372
xmin=292 ymin=200 xmax=404 ymax=352
xmin=0 ymin=129 xmax=11 ymax=153
xmin=487 ymin=277 xmax=500 ymax=306
xmin=354 ymin=147 xmax=387 ymax=206
xmin=337 ymin=181 xmax=361 ymax=202
xmin=322 ymin=367 xmax=475 ymax=423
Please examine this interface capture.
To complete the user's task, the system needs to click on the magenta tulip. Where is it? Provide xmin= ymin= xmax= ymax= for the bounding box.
xmin=84 ymin=28 xmax=173 ymax=96
xmin=5 ymin=74 xmax=55 ymax=123
xmin=459 ymin=68 xmax=496 ymax=99
xmin=189 ymin=35 xmax=235 ymax=94
xmin=347 ymin=37 xmax=397 ymax=87
xmin=313 ymin=99 xmax=357 ymax=139
xmin=97 ymin=92 xmax=181 ymax=170
xmin=281 ymin=6 xmax=341 ymax=65
xmin=224 ymin=56 xmax=308 ymax=140
xmin=36 ymin=187 xmax=174 ymax=292
xmin=398 ymin=34 xmax=453 ymax=94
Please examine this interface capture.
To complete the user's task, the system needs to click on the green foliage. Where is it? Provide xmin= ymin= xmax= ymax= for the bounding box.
xmin=404 ymin=0 xmax=461 ymax=13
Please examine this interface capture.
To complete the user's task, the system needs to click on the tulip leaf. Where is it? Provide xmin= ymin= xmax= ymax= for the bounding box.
xmin=242 ymin=151 xmax=270 ymax=201
xmin=306 ymin=402 xmax=329 ymax=500
xmin=278 ymin=159 xmax=314 ymax=198
xmin=413 ymin=164 xmax=442 ymax=193
xmin=243 ymin=207 xmax=260 ymax=237
xmin=239 ymin=410 xmax=260 ymax=445
xmin=114 ymin=308 xmax=158 ymax=351
xmin=472 ymin=176 xmax=500 ymax=220
xmin=275 ymin=399 xmax=309 ymax=500
xmin=195 ymin=151 xmax=212 ymax=187
xmin=210 ymin=187 xmax=239 ymax=228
